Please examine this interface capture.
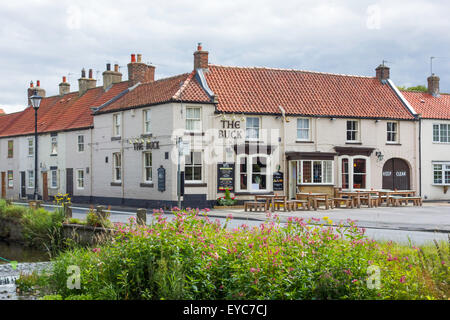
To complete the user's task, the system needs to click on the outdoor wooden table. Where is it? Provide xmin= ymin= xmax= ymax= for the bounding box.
xmin=374 ymin=190 xmax=416 ymax=206
xmin=337 ymin=191 xmax=374 ymax=208
xmin=254 ymin=194 xmax=277 ymax=211
xmin=296 ymin=192 xmax=329 ymax=210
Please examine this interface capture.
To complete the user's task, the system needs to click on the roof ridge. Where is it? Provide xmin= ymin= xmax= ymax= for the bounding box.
xmin=208 ymin=64 xmax=375 ymax=79
xmin=141 ymin=72 xmax=190 ymax=87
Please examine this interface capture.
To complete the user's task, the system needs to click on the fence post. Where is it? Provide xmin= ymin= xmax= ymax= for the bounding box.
xmin=137 ymin=208 xmax=147 ymax=226
xmin=63 ymin=202 xmax=72 ymax=220
xmin=96 ymin=205 xmax=106 ymax=220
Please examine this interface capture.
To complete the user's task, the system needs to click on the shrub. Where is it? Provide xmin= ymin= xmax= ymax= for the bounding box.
xmin=86 ymin=208 xmax=112 ymax=228
xmin=217 ymin=188 xmax=237 ymax=206
xmin=40 ymin=209 xmax=448 ymax=300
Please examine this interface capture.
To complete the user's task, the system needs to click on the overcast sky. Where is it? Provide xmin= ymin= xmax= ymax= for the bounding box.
xmin=0 ymin=0 xmax=449 ymax=113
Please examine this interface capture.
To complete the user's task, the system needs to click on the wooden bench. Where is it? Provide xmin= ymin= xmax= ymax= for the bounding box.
xmin=244 ymin=201 xmax=266 ymax=212
xmin=316 ymin=197 xmax=334 ymax=209
xmin=288 ymin=199 xmax=310 ymax=211
xmin=390 ymin=196 xmax=422 ymax=207
xmin=360 ymin=196 xmax=379 ymax=208
xmin=332 ymin=197 xmax=353 ymax=208
xmin=274 ymin=199 xmax=289 ymax=212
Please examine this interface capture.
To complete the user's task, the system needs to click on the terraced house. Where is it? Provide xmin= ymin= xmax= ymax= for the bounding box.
xmin=0 ymin=44 xmax=433 ymax=207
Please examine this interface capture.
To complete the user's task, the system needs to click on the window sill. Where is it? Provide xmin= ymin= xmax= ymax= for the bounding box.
xmin=184 ymin=183 xmax=207 ymax=187
xmin=111 ymin=136 xmax=121 ymax=141
xmin=295 ymin=140 xmax=314 ymax=143
xmin=235 ymin=191 xmax=273 ymax=195
xmin=345 ymin=141 xmax=362 ymax=145
xmin=432 ymin=184 xmax=450 ymax=186
xmin=386 ymin=142 xmax=401 ymax=145
xmin=298 ymin=184 xmax=335 ymax=186
xmin=110 ymin=182 xmax=122 ymax=187
xmin=50 ymin=154 xmax=58 ymax=157
xmin=141 ymin=133 xmax=152 ymax=138
xmin=184 ymin=131 xmax=205 ymax=136
xmin=140 ymin=182 xmax=154 ymax=188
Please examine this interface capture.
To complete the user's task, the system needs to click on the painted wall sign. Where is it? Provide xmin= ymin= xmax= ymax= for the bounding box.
xmin=217 ymin=162 xmax=235 ymax=192
xmin=395 ymin=171 xmax=407 ymax=177
xmin=383 ymin=171 xmax=392 ymax=176
xmin=157 ymin=166 xmax=166 ymax=192
xmin=218 ymin=120 xmax=243 ymax=139
xmin=273 ymin=171 xmax=284 ymax=191
xmin=133 ymin=141 xmax=160 ymax=151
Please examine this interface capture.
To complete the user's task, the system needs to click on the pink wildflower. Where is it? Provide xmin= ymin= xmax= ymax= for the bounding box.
xmin=399 ymin=275 xmax=406 ymax=283
xmin=92 ymin=248 xmax=101 ymax=253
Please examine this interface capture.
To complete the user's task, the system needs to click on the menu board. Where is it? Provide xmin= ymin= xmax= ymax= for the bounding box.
xmin=217 ymin=163 xmax=235 ymax=192
xmin=273 ymin=171 xmax=284 ymax=191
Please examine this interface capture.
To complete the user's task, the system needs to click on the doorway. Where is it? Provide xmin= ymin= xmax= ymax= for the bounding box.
xmin=42 ymin=171 xmax=48 ymax=201
xmin=66 ymin=168 xmax=73 ymax=196
xmin=1 ymin=172 xmax=5 ymax=198
xmin=382 ymin=158 xmax=410 ymax=190
xmin=20 ymin=171 xmax=26 ymax=198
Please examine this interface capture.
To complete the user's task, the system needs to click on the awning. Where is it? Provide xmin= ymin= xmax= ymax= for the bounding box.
xmin=285 ymin=151 xmax=337 ymax=160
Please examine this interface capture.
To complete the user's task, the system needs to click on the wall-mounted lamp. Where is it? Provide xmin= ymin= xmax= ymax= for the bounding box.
xmin=375 ymin=119 xmax=380 ymax=123
xmin=375 ymin=151 xmax=384 ymax=162
xmin=330 ymin=117 xmax=335 ymax=121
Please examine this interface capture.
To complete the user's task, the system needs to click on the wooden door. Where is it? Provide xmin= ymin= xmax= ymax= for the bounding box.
xmin=1 ymin=172 xmax=5 ymax=198
xmin=20 ymin=171 xmax=26 ymax=198
xmin=66 ymin=168 xmax=73 ymax=196
xmin=382 ymin=158 xmax=410 ymax=190
xmin=42 ymin=172 xmax=48 ymax=201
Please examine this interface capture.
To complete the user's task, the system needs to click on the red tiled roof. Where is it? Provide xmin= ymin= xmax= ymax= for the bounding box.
xmin=0 ymin=108 xmax=4 ymax=114
xmin=0 ymin=81 xmax=130 ymax=138
xmin=401 ymin=90 xmax=450 ymax=120
xmin=201 ymin=65 xmax=415 ymax=119
xmin=97 ymin=71 xmax=211 ymax=113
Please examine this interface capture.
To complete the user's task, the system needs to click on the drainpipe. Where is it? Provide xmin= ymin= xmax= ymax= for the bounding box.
xmin=418 ymin=115 xmax=422 ymax=196
xmin=278 ymin=106 xmax=287 ymax=196
xmin=90 ymin=128 xmax=93 ymax=202
xmin=121 ymin=112 xmax=125 ymax=204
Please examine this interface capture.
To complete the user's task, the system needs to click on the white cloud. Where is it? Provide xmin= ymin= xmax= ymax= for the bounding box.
xmin=0 ymin=0 xmax=449 ymax=113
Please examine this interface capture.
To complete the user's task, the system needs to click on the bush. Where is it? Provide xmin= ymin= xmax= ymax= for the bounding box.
xmin=217 ymin=189 xmax=237 ymax=206
xmin=86 ymin=208 xmax=112 ymax=228
xmin=40 ymin=210 xmax=448 ymax=300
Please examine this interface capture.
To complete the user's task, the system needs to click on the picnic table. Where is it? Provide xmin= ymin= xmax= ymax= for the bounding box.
xmin=254 ymin=194 xmax=287 ymax=212
xmin=296 ymin=192 xmax=330 ymax=210
xmin=337 ymin=190 xmax=377 ymax=208
xmin=373 ymin=190 xmax=416 ymax=206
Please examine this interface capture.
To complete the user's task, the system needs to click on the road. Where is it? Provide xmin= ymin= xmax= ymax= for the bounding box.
xmin=23 ymin=203 xmax=449 ymax=245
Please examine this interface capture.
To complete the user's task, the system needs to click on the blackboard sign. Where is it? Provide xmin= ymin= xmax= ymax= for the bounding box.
xmin=273 ymin=171 xmax=284 ymax=191
xmin=217 ymin=163 xmax=235 ymax=192
xmin=157 ymin=166 xmax=166 ymax=192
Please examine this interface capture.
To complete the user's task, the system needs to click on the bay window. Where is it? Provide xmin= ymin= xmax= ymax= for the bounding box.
xmin=433 ymin=163 xmax=450 ymax=185
xmin=339 ymin=156 xmax=369 ymax=190
xmin=297 ymin=160 xmax=333 ymax=185
xmin=238 ymin=155 xmax=268 ymax=191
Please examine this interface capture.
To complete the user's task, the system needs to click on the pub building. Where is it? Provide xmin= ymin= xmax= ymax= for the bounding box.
xmin=0 ymin=45 xmax=423 ymax=207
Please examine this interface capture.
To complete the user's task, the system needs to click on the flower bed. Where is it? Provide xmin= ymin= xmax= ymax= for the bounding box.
xmin=36 ymin=209 xmax=448 ymax=300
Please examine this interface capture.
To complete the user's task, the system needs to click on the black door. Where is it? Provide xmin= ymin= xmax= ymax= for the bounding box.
xmin=66 ymin=168 xmax=73 ymax=196
xmin=20 ymin=171 xmax=26 ymax=198
xmin=382 ymin=158 xmax=410 ymax=190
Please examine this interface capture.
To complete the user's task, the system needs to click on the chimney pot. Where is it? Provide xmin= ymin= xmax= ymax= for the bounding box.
xmin=28 ymin=80 xmax=45 ymax=106
xmin=36 ymin=80 xmax=40 ymax=87
xmin=30 ymin=81 xmax=34 ymax=88
xmin=88 ymin=69 xmax=93 ymax=79
xmin=59 ymin=76 xmax=70 ymax=95
xmin=131 ymin=54 xmax=136 ymax=63
xmin=137 ymin=54 xmax=142 ymax=63
xmin=106 ymin=63 xmax=111 ymax=71
xmin=114 ymin=64 xmax=119 ymax=72
xmin=81 ymin=68 xmax=86 ymax=78
xmin=197 ymin=42 xmax=202 ymax=51
xmin=63 ymin=76 xmax=66 ymax=83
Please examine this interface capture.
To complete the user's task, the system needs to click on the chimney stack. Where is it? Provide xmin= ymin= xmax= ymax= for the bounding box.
xmin=193 ymin=43 xmax=209 ymax=70
xmin=78 ymin=68 xmax=96 ymax=96
xmin=27 ymin=80 xmax=46 ymax=107
xmin=103 ymin=62 xmax=123 ymax=90
xmin=375 ymin=63 xmax=390 ymax=83
xmin=427 ymin=73 xmax=440 ymax=97
xmin=127 ymin=53 xmax=155 ymax=87
xmin=59 ymin=76 xmax=70 ymax=96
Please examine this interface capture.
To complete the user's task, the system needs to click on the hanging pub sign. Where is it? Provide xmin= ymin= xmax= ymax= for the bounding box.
xmin=128 ymin=138 xmax=160 ymax=151
xmin=273 ymin=171 xmax=284 ymax=191
xmin=217 ymin=163 xmax=235 ymax=192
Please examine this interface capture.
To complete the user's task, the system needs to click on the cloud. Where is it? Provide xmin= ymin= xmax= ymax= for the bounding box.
xmin=0 ymin=0 xmax=449 ymax=113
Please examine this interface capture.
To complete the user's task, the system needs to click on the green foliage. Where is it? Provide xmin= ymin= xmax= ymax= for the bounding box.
xmin=217 ymin=188 xmax=237 ymax=206
xmin=39 ymin=210 xmax=449 ymax=300
xmin=16 ymin=271 xmax=51 ymax=294
xmin=68 ymin=218 xmax=86 ymax=225
xmin=407 ymin=85 xmax=427 ymax=92
xmin=86 ymin=208 xmax=112 ymax=228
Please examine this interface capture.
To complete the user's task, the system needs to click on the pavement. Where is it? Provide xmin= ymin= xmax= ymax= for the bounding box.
xmin=14 ymin=200 xmax=450 ymax=233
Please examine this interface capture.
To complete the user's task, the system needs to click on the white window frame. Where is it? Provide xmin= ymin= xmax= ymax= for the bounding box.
xmin=245 ymin=117 xmax=260 ymax=140
xmin=346 ymin=120 xmax=360 ymax=142
xmin=338 ymin=155 xmax=371 ymax=190
xmin=113 ymin=152 xmax=122 ymax=182
xmin=185 ymin=107 xmax=202 ymax=132
xmin=113 ymin=113 xmax=121 ymax=137
xmin=50 ymin=170 xmax=58 ymax=189
xmin=77 ymin=135 xmax=85 ymax=152
xmin=7 ymin=170 xmax=13 ymax=188
xmin=28 ymin=170 xmax=34 ymax=188
xmin=386 ymin=121 xmax=399 ymax=143
xmin=296 ymin=160 xmax=334 ymax=185
xmin=143 ymin=109 xmax=151 ymax=134
xmin=143 ymin=151 xmax=152 ymax=183
xmin=76 ymin=169 xmax=85 ymax=189
xmin=432 ymin=123 xmax=450 ymax=143
xmin=432 ymin=162 xmax=450 ymax=185
xmin=297 ymin=118 xmax=311 ymax=141
xmin=236 ymin=154 xmax=270 ymax=192
xmin=185 ymin=151 xmax=203 ymax=182
xmin=51 ymin=136 xmax=58 ymax=155
xmin=28 ymin=138 xmax=34 ymax=157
